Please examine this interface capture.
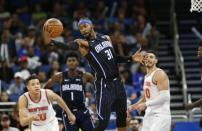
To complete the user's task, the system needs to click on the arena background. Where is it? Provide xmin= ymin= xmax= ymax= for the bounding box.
xmin=0 ymin=0 xmax=201 ymax=130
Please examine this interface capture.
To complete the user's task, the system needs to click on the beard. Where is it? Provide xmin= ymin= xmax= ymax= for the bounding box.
xmin=82 ymin=28 xmax=93 ymax=40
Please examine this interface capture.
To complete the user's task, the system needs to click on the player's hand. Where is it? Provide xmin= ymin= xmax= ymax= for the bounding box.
xmin=136 ymin=103 xmax=146 ymax=113
xmin=132 ymin=48 xmax=143 ymax=64
xmin=43 ymin=29 xmax=52 ymax=44
xmin=31 ymin=114 xmax=40 ymax=121
xmin=130 ymin=103 xmax=146 ymax=114
xmin=68 ymin=113 xmax=76 ymax=125
xmin=74 ymin=39 xmax=89 ymax=48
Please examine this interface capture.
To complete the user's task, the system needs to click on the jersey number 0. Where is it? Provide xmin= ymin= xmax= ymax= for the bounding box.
xmin=145 ymin=88 xmax=150 ymax=99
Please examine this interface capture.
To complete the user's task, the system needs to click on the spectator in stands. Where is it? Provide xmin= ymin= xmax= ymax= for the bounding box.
xmin=7 ymin=72 xmax=25 ymax=101
xmin=0 ymin=91 xmax=10 ymax=102
xmin=132 ymin=65 xmax=145 ymax=96
xmin=111 ymin=28 xmax=127 ymax=55
xmin=0 ymin=80 xmax=9 ymax=92
xmin=0 ymin=60 xmax=14 ymax=83
xmin=10 ymin=14 xmax=27 ymax=35
xmin=148 ymin=19 xmax=160 ymax=52
xmin=37 ymin=70 xmax=47 ymax=88
xmin=32 ymin=4 xmax=47 ymax=25
xmin=26 ymin=46 xmax=41 ymax=70
xmin=0 ymin=113 xmax=19 ymax=131
xmin=128 ymin=119 xmax=141 ymax=131
xmin=18 ymin=56 xmax=31 ymax=80
xmin=48 ymin=60 xmax=61 ymax=78
xmin=0 ymin=29 xmax=16 ymax=63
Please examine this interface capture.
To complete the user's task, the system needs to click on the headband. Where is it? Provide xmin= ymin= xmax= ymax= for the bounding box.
xmin=78 ymin=19 xmax=92 ymax=26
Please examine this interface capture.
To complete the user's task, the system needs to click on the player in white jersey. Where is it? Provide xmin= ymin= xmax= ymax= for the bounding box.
xmin=129 ymin=50 xmax=171 ymax=131
xmin=18 ymin=75 xmax=76 ymax=131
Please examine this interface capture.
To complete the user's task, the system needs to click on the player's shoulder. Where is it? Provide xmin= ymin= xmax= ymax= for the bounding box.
xmin=154 ymin=68 xmax=168 ymax=78
xmin=97 ymin=33 xmax=110 ymax=39
xmin=18 ymin=93 xmax=28 ymax=102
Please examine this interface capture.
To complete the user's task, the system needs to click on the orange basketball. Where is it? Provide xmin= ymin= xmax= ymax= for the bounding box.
xmin=43 ymin=18 xmax=63 ymax=38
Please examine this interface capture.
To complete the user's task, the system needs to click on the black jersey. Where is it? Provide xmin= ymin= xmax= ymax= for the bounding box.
xmin=60 ymin=70 xmax=86 ymax=110
xmin=85 ymin=33 xmax=119 ymax=79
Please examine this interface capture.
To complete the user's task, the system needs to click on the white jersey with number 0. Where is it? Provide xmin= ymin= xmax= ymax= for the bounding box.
xmin=24 ymin=89 xmax=56 ymax=126
xmin=143 ymin=68 xmax=170 ymax=115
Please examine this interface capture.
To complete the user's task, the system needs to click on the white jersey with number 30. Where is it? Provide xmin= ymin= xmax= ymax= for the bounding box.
xmin=143 ymin=68 xmax=170 ymax=115
xmin=24 ymin=89 xmax=56 ymax=126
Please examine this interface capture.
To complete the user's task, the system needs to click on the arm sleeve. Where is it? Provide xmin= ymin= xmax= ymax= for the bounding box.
xmin=50 ymin=40 xmax=79 ymax=50
xmin=145 ymin=90 xmax=170 ymax=107
xmin=116 ymin=55 xmax=132 ymax=63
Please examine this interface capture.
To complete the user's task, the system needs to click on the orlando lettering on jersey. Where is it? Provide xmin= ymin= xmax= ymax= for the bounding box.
xmin=62 ymin=84 xmax=83 ymax=91
xmin=95 ymin=41 xmax=113 ymax=53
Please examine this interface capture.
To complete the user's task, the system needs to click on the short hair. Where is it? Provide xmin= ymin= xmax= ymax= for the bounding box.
xmin=26 ymin=74 xmax=38 ymax=84
xmin=146 ymin=50 xmax=158 ymax=58
xmin=66 ymin=51 xmax=79 ymax=61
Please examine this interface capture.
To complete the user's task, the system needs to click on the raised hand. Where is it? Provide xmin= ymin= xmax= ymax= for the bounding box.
xmin=132 ymin=48 xmax=143 ymax=64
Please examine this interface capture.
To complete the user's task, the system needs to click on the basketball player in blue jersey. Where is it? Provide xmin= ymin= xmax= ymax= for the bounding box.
xmin=44 ymin=51 xmax=94 ymax=131
xmin=44 ymin=18 xmax=143 ymax=131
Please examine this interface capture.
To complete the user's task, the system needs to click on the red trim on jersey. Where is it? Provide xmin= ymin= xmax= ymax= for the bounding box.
xmin=23 ymin=94 xmax=28 ymax=108
xmin=45 ymin=90 xmax=50 ymax=104
xmin=28 ymin=91 xmax=41 ymax=103
xmin=28 ymin=106 xmax=48 ymax=112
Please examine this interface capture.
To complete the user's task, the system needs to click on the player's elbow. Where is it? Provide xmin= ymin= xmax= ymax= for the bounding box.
xmin=19 ymin=119 xmax=28 ymax=127
xmin=20 ymin=121 xmax=26 ymax=127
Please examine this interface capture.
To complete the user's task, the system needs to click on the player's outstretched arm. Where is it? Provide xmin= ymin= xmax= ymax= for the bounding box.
xmin=116 ymin=48 xmax=143 ymax=63
xmin=46 ymin=89 xmax=76 ymax=124
xmin=44 ymin=73 xmax=62 ymax=89
xmin=18 ymin=95 xmax=40 ymax=126
xmin=50 ymin=40 xmax=79 ymax=50
xmin=185 ymin=98 xmax=202 ymax=110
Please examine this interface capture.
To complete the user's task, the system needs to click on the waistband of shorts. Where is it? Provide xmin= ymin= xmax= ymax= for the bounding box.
xmin=32 ymin=118 xmax=56 ymax=126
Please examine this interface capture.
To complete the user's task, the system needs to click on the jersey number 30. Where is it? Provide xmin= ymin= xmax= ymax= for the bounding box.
xmin=105 ymin=49 xmax=113 ymax=60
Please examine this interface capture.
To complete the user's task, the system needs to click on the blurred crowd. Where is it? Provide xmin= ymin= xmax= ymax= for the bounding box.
xmin=0 ymin=0 xmax=160 ymax=130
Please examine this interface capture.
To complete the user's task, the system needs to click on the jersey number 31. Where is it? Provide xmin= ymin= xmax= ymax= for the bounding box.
xmin=105 ymin=49 xmax=113 ymax=60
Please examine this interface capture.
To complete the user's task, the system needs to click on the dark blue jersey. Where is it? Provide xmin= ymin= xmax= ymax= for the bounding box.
xmin=85 ymin=33 xmax=119 ymax=79
xmin=60 ymin=70 xmax=86 ymax=111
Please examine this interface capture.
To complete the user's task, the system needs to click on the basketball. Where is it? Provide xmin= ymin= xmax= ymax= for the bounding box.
xmin=43 ymin=18 xmax=63 ymax=38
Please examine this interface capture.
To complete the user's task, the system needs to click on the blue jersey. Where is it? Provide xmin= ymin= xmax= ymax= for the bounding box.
xmin=85 ymin=33 xmax=119 ymax=79
xmin=60 ymin=70 xmax=86 ymax=111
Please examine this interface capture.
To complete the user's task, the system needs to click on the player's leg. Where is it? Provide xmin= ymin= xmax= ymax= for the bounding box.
xmin=62 ymin=112 xmax=79 ymax=131
xmin=79 ymin=110 xmax=94 ymax=131
xmin=113 ymin=79 xmax=127 ymax=131
xmin=94 ymin=79 xmax=114 ymax=131
xmin=150 ymin=114 xmax=171 ymax=131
